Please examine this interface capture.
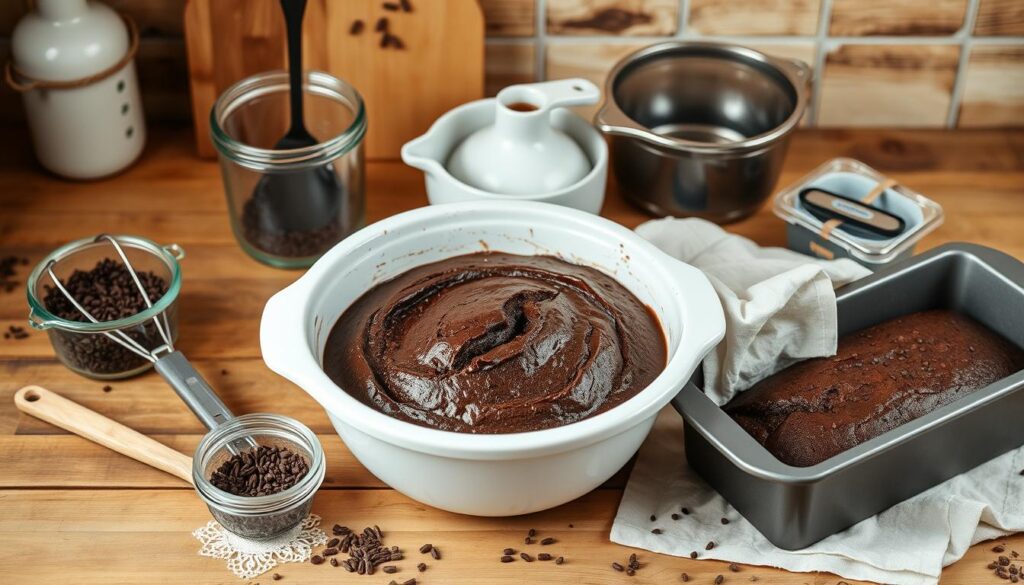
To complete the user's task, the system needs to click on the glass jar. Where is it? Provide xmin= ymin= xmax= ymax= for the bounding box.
xmin=211 ymin=70 xmax=367 ymax=268
xmin=192 ymin=413 xmax=325 ymax=541
xmin=26 ymin=235 xmax=183 ymax=379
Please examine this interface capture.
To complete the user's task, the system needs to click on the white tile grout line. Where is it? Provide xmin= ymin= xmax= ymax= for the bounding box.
xmin=809 ymin=0 xmax=835 ymax=127
xmin=947 ymin=0 xmax=983 ymax=128
xmin=536 ymin=0 xmax=547 ymax=81
xmin=677 ymin=0 xmax=690 ymax=38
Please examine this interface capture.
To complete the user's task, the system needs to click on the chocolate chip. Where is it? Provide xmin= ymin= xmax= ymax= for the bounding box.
xmin=651 ymin=528 xmax=663 ymax=535
xmin=538 ymin=553 xmax=552 ymax=561
xmin=528 ymin=528 xmax=536 ymax=537
xmin=690 ymin=551 xmax=698 ymax=559
xmin=311 ymin=555 xmax=324 ymax=565
xmin=729 ymin=563 xmax=740 ymax=572
xmin=500 ymin=555 xmax=513 ymax=563
xmin=649 ymin=514 xmax=657 ymax=522
xmin=541 ymin=537 xmax=556 ymax=545
xmin=681 ymin=507 xmax=690 ymax=515
xmin=430 ymin=547 xmax=440 ymax=560
xmin=272 ymin=574 xmax=282 ymax=581
xmin=681 ymin=573 xmax=689 ymax=582
xmin=521 ymin=553 xmax=533 ymax=562
xmin=721 ymin=517 xmax=730 ymax=525
xmin=418 ymin=543 xmax=432 ymax=554
xmin=383 ymin=566 xmax=397 ymax=574
xmin=349 ymin=19 xmax=364 ymax=34
xmin=706 ymin=541 xmax=715 ymax=550
xmin=417 ymin=562 xmax=426 ymax=572
xmin=715 ymin=576 xmax=724 ymax=585
xmin=555 ymin=556 xmax=564 ymax=565
xmin=612 ymin=562 xmax=624 ymax=572
xmin=671 ymin=513 xmax=681 ymax=520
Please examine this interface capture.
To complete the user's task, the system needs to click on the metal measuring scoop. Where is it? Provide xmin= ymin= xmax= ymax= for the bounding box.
xmin=43 ymin=234 xmax=255 ymax=452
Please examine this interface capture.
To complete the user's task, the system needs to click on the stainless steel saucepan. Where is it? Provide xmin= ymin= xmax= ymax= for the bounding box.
xmin=595 ymin=42 xmax=811 ymax=223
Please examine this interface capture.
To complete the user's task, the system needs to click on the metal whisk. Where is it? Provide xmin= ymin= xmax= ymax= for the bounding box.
xmin=45 ymin=235 xmax=254 ymax=449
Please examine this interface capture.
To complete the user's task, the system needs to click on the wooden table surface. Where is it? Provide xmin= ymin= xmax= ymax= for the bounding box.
xmin=1 ymin=127 xmax=1022 ymax=584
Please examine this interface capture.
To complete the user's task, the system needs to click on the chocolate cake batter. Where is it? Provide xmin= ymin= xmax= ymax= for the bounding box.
xmin=323 ymin=252 xmax=666 ymax=433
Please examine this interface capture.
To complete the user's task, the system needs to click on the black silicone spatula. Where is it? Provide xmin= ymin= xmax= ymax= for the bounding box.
xmin=251 ymin=0 xmax=341 ymax=234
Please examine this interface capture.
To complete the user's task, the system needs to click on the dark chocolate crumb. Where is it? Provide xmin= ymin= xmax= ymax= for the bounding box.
xmin=349 ymin=19 xmax=364 ymax=35
xmin=671 ymin=513 xmax=681 ymax=520
xmin=690 ymin=551 xmax=698 ymax=559
xmin=417 ymin=562 xmax=426 ymax=572
xmin=706 ymin=541 xmax=716 ymax=550
xmin=729 ymin=563 xmax=740 ymax=572
xmin=555 ymin=556 xmax=564 ymax=565
xmin=715 ymin=575 xmax=724 ymax=585
xmin=681 ymin=573 xmax=689 ymax=582
xmin=681 ymin=507 xmax=690 ymax=515
xmin=102 ymin=385 xmax=112 ymax=393
xmin=272 ymin=574 xmax=282 ymax=581
xmin=651 ymin=528 xmax=663 ymax=535
xmin=721 ymin=517 xmax=730 ymax=525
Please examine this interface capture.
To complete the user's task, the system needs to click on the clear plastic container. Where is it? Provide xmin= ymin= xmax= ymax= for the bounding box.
xmin=192 ymin=413 xmax=325 ymax=540
xmin=26 ymin=235 xmax=183 ymax=379
xmin=211 ymin=70 xmax=367 ymax=269
xmin=773 ymin=158 xmax=944 ymax=269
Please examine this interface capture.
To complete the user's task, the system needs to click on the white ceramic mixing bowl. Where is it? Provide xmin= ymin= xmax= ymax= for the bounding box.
xmin=260 ymin=201 xmax=724 ymax=516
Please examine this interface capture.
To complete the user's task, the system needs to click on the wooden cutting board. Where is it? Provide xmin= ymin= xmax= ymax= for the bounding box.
xmin=184 ymin=0 xmax=484 ymax=160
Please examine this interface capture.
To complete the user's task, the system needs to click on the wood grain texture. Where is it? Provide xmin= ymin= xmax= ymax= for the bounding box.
xmin=959 ymin=45 xmax=1024 ymax=128
xmin=974 ymin=0 xmax=1024 ymax=36
xmin=0 ymin=127 xmax=1023 ymax=583
xmin=818 ymin=45 xmax=959 ymax=128
xmin=486 ymin=42 xmax=537 ymax=96
xmin=480 ymin=0 xmax=536 ymax=37
xmin=829 ymin=0 xmax=968 ymax=36
xmin=546 ymin=0 xmax=679 ymax=36
xmin=183 ymin=0 xmax=484 ymax=159
xmin=688 ymin=0 xmax=821 ymax=36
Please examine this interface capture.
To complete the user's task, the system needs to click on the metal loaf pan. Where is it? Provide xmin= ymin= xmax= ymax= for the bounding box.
xmin=672 ymin=243 xmax=1024 ymax=550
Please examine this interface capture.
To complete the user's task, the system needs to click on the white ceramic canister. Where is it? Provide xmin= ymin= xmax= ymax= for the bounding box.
xmin=8 ymin=0 xmax=146 ymax=179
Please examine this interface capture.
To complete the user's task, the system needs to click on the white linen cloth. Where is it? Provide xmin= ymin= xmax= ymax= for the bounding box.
xmin=612 ymin=410 xmax=1024 ymax=585
xmin=614 ymin=218 xmax=1024 ymax=584
xmin=635 ymin=217 xmax=869 ymax=404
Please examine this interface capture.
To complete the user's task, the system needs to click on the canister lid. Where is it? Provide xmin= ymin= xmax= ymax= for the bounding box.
xmin=11 ymin=0 xmax=129 ymax=83
xmin=772 ymin=158 xmax=944 ymax=263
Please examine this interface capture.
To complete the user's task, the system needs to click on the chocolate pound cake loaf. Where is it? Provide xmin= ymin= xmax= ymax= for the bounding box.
xmin=724 ymin=310 xmax=1024 ymax=467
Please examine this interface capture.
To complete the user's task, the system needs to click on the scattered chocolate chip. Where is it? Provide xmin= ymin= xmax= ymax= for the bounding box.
xmin=729 ymin=563 xmax=740 ymax=572
xmin=102 ymin=385 xmax=112 ymax=393
xmin=349 ymin=19 xmax=364 ymax=34
xmin=383 ymin=566 xmax=398 ymax=574
xmin=417 ymin=562 xmax=426 ymax=572
xmin=418 ymin=544 xmax=432 ymax=554
xmin=612 ymin=561 xmax=624 ymax=572
xmin=627 ymin=568 xmax=636 ymax=576
xmin=715 ymin=575 xmax=724 ymax=585
xmin=555 ymin=556 xmax=564 ymax=565
xmin=311 ymin=555 xmax=324 ymax=565
xmin=524 ymin=536 xmax=533 ymax=545
xmin=382 ymin=1 xmax=400 ymax=10
xmin=721 ymin=517 xmax=730 ymax=525
xmin=402 ymin=579 xmax=416 ymax=585
xmin=681 ymin=507 xmax=690 ymax=515
xmin=538 ymin=553 xmax=552 ymax=561
xmin=690 ymin=551 xmax=698 ymax=559
xmin=651 ymin=528 xmax=663 ymax=535
xmin=540 ymin=537 xmax=556 ymax=545
xmin=399 ymin=0 xmax=413 ymax=11
xmin=649 ymin=514 xmax=657 ymax=522
xmin=528 ymin=528 xmax=536 ymax=537
xmin=375 ymin=17 xmax=388 ymax=31
xmin=706 ymin=541 xmax=716 ymax=551
xmin=681 ymin=573 xmax=689 ymax=582
xmin=521 ymin=552 xmax=533 ymax=562
xmin=430 ymin=547 xmax=440 ymax=560
xmin=500 ymin=555 xmax=513 ymax=563
xmin=272 ymin=574 xmax=282 ymax=581
xmin=671 ymin=513 xmax=681 ymax=520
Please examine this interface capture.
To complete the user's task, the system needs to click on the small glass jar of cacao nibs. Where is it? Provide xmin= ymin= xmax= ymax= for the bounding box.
xmin=26 ymin=235 xmax=183 ymax=380
xmin=211 ymin=70 xmax=367 ymax=268
xmin=193 ymin=413 xmax=325 ymax=541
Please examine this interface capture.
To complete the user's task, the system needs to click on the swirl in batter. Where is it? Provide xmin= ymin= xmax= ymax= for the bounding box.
xmin=323 ymin=252 xmax=666 ymax=433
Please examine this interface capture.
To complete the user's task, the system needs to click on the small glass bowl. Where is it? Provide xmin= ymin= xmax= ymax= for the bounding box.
xmin=211 ymin=70 xmax=367 ymax=269
xmin=192 ymin=413 xmax=325 ymax=541
xmin=26 ymin=235 xmax=183 ymax=380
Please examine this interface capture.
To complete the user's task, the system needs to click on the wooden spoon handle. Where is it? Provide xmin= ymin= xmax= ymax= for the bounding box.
xmin=14 ymin=385 xmax=194 ymax=485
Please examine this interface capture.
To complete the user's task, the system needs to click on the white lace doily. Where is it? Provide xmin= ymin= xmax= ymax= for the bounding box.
xmin=193 ymin=514 xmax=328 ymax=579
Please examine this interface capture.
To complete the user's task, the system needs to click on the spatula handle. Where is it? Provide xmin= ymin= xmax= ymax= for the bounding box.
xmin=14 ymin=385 xmax=194 ymax=485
